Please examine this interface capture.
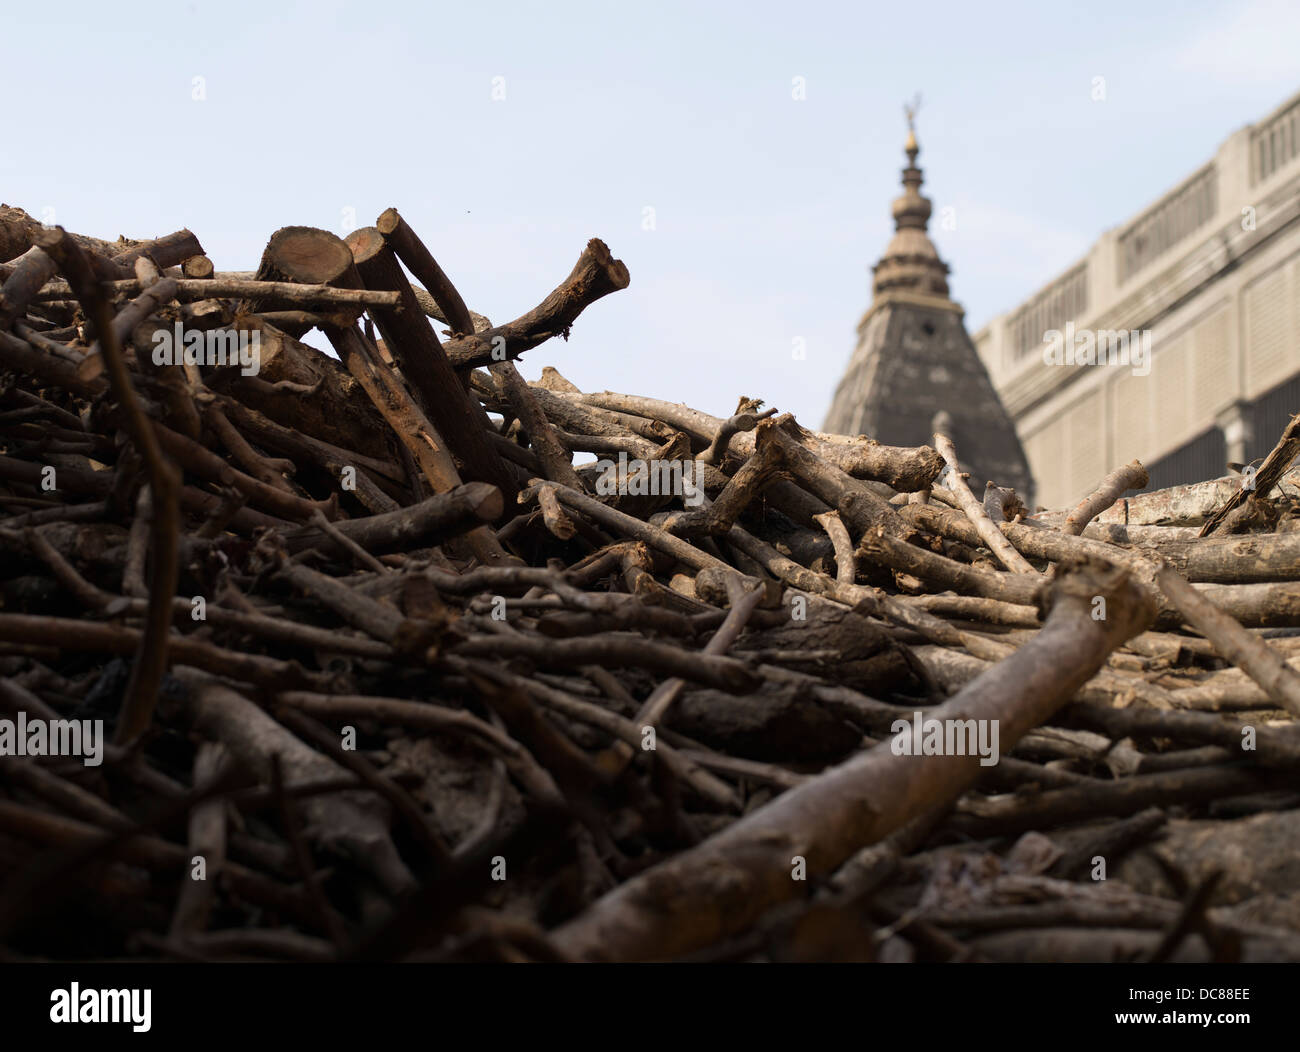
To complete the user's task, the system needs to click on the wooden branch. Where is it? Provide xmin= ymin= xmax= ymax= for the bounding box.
xmin=78 ymin=276 xmax=180 ymax=381
xmin=376 ymin=208 xmax=474 ymax=337
xmin=35 ymin=227 xmax=182 ymax=745
xmin=489 ymin=359 xmax=584 ymax=490
xmin=324 ymin=324 xmax=513 ymax=567
xmin=576 ymin=392 xmax=942 ymax=491
xmin=442 ymin=239 xmax=629 ymax=368
xmin=168 ymin=743 xmax=229 ymax=936
xmin=1033 ymin=467 xmax=1300 ymax=529
xmin=935 ymin=433 xmax=1037 ymax=574
xmin=278 ymin=483 xmax=502 ymax=555
xmin=1156 ymin=565 xmax=1300 ymax=717
xmin=184 ymin=678 xmax=415 ymax=896
xmin=32 ymin=276 xmax=404 ymax=308
xmin=700 ymin=407 xmax=778 ymax=465
xmin=1202 ymin=415 xmax=1300 ymax=536
xmin=983 ymin=482 xmax=1025 ymax=522
xmin=1064 ymin=459 xmax=1149 ymax=535
xmin=346 ymin=226 xmax=516 ymax=499
xmin=813 ymin=510 xmax=857 ymax=586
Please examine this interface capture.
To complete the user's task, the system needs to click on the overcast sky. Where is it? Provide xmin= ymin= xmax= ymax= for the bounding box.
xmin=7 ymin=0 xmax=1298 ymax=426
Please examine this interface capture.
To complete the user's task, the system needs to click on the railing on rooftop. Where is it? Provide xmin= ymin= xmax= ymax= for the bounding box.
xmin=1009 ymin=262 xmax=1088 ymax=361
xmin=1116 ymin=164 xmax=1217 ymax=285
xmin=1252 ymin=94 xmax=1300 ymax=186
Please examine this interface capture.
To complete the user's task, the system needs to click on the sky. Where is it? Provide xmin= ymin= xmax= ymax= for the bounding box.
xmin=5 ymin=0 xmax=1299 ymax=426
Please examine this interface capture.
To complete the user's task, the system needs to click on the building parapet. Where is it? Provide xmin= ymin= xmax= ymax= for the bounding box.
xmin=976 ymin=87 xmax=1300 ymax=393
xmin=1116 ymin=162 xmax=1217 ymax=285
xmin=1252 ymin=92 xmax=1300 ymax=186
xmin=1006 ymin=262 xmax=1088 ymax=364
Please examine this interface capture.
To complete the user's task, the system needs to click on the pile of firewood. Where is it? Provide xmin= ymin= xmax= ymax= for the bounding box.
xmin=3 ymin=203 xmax=1300 ymax=963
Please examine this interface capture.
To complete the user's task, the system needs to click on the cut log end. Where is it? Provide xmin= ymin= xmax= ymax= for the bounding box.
xmin=257 ymin=226 xmax=356 ymax=287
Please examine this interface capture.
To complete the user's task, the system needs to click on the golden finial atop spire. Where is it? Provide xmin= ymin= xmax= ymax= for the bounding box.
xmin=903 ymin=92 xmax=922 ymax=156
xmin=871 ymin=91 xmax=950 ymax=303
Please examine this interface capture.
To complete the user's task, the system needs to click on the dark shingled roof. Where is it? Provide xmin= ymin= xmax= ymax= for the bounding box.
xmin=823 ymin=125 xmax=1034 ymax=505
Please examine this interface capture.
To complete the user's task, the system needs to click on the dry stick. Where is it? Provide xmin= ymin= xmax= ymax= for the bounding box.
xmin=34 ymin=277 xmax=402 ymax=307
xmin=123 ymin=486 xmax=151 ymax=599
xmin=901 ymin=501 xmax=1295 ymax=625
xmin=20 ymin=527 xmax=113 ymax=609
xmin=901 ymin=501 xmax=1155 ymax=583
xmin=714 ymin=524 xmax=1001 ymax=667
xmin=662 ymin=441 xmax=784 ymax=537
xmin=575 ymin=392 xmax=943 ymax=491
xmin=0 ymin=614 xmax=329 ymax=689
xmin=182 ymin=255 xmax=214 ymax=279
xmin=275 ymin=560 xmax=404 ymax=644
xmin=853 ymin=517 xmax=1041 ymax=605
xmin=755 ymin=418 xmax=908 ymax=539
xmin=813 ymin=510 xmax=857 ymax=586
xmin=551 ymin=559 xmax=1155 ymax=961
xmin=168 ymin=743 xmax=229 ymax=937
xmin=1032 ymin=467 xmax=1300 ymax=530
xmin=326 ymin=324 xmax=512 ymax=567
xmin=1156 ymin=565 xmax=1300 ymax=717
xmin=271 ymin=706 xmax=451 ymax=872
xmin=599 ymin=577 xmax=766 ymax=775
xmin=274 ymin=691 xmax=563 ymax=807
xmin=0 ymin=245 xmax=62 ymax=327
xmin=201 ymin=267 xmax=488 ymax=330
xmin=203 ymin=403 xmax=296 ymax=495
xmin=3 ymin=758 xmax=132 ymax=833
xmin=0 ymin=800 xmax=320 ymax=935
xmin=182 ymin=677 xmax=416 ymax=896
xmin=536 ymin=365 xmax=582 ymax=393
xmin=1063 ymin=459 xmax=1149 ymax=536
xmin=490 ymin=359 xmax=585 ymax=490
xmin=453 ymin=631 xmax=759 ymax=693
xmin=526 ymin=383 xmax=675 ymax=446
xmin=442 ymin=239 xmax=630 ymax=369
xmin=12 ymin=322 xmax=83 ymax=363
xmin=216 ymin=394 xmax=406 ymax=487
xmin=346 ymin=226 xmax=515 ymax=499
xmin=0 ymin=329 xmax=105 ymax=399
xmin=908 ymin=594 xmax=1039 ymax=627
xmin=700 ymin=407 xmax=778 ymax=465
xmin=949 ymin=766 xmax=1267 ymax=838
xmin=448 ymin=656 xmax=738 ymax=811
xmin=376 ymin=207 xmax=475 ymax=337
xmin=530 ymin=479 xmax=730 ymax=573
xmin=934 ymin=433 xmax=1037 ymax=574
xmin=113 ymin=596 xmax=392 ymax=659
xmin=280 ymin=483 xmax=501 ymax=555
xmin=982 ymin=482 xmax=1024 ymax=522
xmin=35 ymin=228 xmax=181 ymax=745
xmin=1065 ymin=700 xmax=1300 ymax=768
xmin=305 ymin=508 xmax=389 ymax=574
xmin=267 ymin=753 xmax=349 ymax=947
xmin=1202 ymin=414 xmax=1300 ymax=537
xmin=151 ymin=420 xmax=334 ymax=523
xmin=77 ymin=276 xmax=180 ymax=381
xmin=536 ymin=485 xmax=576 ymax=540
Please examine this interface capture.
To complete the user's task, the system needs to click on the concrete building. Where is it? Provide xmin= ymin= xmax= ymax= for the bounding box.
xmin=974 ymin=88 xmax=1300 ymax=510
xmin=824 ymin=123 xmax=1034 ymax=503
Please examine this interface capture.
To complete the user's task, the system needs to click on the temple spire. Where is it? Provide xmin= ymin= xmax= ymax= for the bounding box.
xmin=871 ymin=94 xmax=951 ymax=301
